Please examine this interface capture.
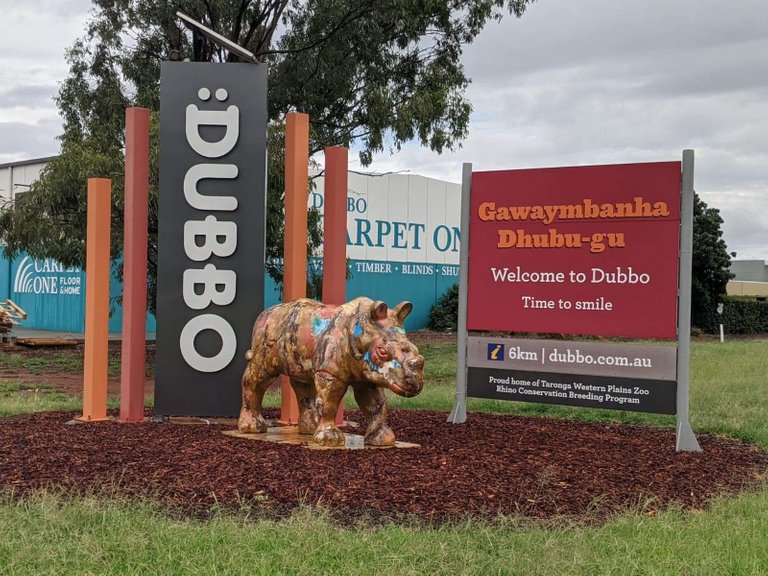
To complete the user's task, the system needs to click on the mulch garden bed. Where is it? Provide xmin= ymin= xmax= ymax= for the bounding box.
xmin=2 ymin=333 xmax=767 ymax=524
xmin=1 ymin=407 xmax=766 ymax=524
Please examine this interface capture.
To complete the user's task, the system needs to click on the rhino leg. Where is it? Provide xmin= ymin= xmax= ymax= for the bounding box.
xmin=312 ymin=372 xmax=347 ymax=447
xmin=237 ymin=362 xmax=274 ymax=434
xmin=353 ymin=386 xmax=395 ymax=447
xmin=290 ymin=378 xmax=320 ymax=435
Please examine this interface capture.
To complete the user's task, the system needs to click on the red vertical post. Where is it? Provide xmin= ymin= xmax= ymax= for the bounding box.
xmin=323 ymin=147 xmax=348 ymax=425
xmin=280 ymin=112 xmax=310 ymax=424
xmin=119 ymin=107 xmax=150 ymax=422
xmin=79 ymin=178 xmax=112 ymax=422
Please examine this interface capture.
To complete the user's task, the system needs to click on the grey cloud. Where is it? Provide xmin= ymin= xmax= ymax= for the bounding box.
xmin=2 ymin=0 xmax=765 ymax=260
xmin=0 ymin=120 xmax=61 ymax=160
xmin=464 ymin=0 xmax=768 ymax=92
xmin=696 ymin=148 xmax=768 ymax=191
xmin=38 ymin=0 xmax=93 ymax=18
xmin=0 ymin=85 xmax=58 ymax=108
xmin=716 ymin=198 xmax=768 ymax=260
xmin=631 ymin=40 xmax=768 ymax=98
xmin=368 ymin=0 xmax=768 ymax=259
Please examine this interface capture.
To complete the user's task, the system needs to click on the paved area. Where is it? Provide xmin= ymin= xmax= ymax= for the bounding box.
xmin=8 ymin=327 xmax=156 ymax=342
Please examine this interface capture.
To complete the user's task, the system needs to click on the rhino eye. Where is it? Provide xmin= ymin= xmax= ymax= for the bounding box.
xmin=375 ymin=343 xmax=391 ymax=359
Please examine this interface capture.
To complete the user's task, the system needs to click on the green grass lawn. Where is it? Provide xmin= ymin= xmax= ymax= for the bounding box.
xmin=0 ymin=350 xmax=84 ymax=374
xmin=1 ymin=338 xmax=767 ymax=575
xmin=0 ymin=381 xmax=83 ymax=418
xmin=0 ymin=346 xmax=124 ymax=377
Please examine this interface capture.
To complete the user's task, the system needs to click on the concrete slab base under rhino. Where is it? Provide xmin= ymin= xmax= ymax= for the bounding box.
xmin=223 ymin=427 xmax=420 ymax=450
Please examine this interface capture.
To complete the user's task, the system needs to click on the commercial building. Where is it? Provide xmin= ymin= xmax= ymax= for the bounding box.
xmin=728 ymin=260 xmax=768 ymax=300
xmin=0 ymin=156 xmax=460 ymax=331
xmin=0 ymin=157 xmax=54 ymax=204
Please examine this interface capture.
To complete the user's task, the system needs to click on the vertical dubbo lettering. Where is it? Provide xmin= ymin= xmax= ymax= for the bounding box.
xmin=179 ymin=86 xmax=240 ymax=373
xmin=183 ymin=164 xmax=239 ymax=210
xmin=184 ymin=215 xmax=237 ymax=261
xmin=179 ymin=314 xmax=237 ymax=372
xmin=185 ymin=92 xmax=240 ymax=157
xmin=182 ymin=264 xmax=237 ymax=310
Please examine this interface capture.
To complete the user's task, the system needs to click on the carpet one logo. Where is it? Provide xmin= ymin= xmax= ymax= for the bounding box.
xmin=13 ymin=256 xmax=83 ymax=296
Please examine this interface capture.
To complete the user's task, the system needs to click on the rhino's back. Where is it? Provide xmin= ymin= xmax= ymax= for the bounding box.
xmin=251 ymin=299 xmax=340 ymax=378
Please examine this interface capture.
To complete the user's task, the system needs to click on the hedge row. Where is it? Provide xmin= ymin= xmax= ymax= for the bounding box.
xmin=718 ymin=297 xmax=768 ymax=334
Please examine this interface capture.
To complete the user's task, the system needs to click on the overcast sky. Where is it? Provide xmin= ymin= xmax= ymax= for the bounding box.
xmin=1 ymin=0 xmax=766 ymax=259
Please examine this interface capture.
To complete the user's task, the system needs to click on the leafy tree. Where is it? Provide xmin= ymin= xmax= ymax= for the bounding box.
xmin=691 ymin=192 xmax=733 ymax=331
xmin=0 ymin=0 xmax=534 ymax=313
xmin=428 ymin=282 xmax=459 ymax=332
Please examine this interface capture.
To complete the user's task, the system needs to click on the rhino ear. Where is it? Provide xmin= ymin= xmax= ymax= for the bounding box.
xmin=370 ymin=300 xmax=388 ymax=321
xmin=394 ymin=301 xmax=413 ymax=324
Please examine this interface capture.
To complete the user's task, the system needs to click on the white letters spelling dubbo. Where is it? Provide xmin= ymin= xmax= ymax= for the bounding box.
xmin=179 ymin=87 xmax=240 ymax=373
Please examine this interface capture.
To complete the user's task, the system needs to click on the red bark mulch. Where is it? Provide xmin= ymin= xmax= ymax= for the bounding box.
xmin=1 ymin=407 xmax=766 ymax=524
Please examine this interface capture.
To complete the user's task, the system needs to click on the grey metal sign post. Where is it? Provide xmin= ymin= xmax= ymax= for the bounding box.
xmin=448 ymin=162 xmax=472 ymax=424
xmin=676 ymin=149 xmax=701 ymax=451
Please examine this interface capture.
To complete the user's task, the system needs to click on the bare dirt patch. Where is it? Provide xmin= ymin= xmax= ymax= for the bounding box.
xmin=0 ymin=342 xmax=154 ymax=397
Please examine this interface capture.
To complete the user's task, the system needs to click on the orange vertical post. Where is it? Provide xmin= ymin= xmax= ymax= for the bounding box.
xmin=119 ymin=108 xmax=150 ymax=422
xmin=80 ymin=178 xmax=112 ymax=422
xmin=323 ymin=147 xmax=348 ymax=425
xmin=280 ymin=112 xmax=310 ymax=424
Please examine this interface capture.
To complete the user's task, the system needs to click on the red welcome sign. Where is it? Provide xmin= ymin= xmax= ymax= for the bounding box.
xmin=466 ymin=162 xmax=681 ymax=339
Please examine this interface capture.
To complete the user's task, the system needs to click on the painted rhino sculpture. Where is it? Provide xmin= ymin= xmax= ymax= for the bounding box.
xmin=237 ymin=297 xmax=425 ymax=446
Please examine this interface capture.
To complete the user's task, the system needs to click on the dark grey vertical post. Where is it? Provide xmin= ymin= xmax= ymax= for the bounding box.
xmin=676 ymin=149 xmax=701 ymax=451
xmin=448 ymin=162 xmax=473 ymax=424
xmin=155 ymin=62 xmax=267 ymax=417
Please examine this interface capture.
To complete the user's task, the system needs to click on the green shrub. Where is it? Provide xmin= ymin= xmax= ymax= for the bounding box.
xmin=428 ymin=283 xmax=459 ymax=332
xmin=720 ymin=296 xmax=768 ymax=334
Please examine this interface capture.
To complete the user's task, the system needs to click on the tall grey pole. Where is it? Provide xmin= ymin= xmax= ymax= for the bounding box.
xmin=448 ymin=162 xmax=472 ymax=424
xmin=676 ymin=149 xmax=701 ymax=451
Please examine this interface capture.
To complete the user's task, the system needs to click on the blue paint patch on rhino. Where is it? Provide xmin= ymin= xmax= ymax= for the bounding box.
xmin=363 ymin=351 xmax=379 ymax=371
xmin=312 ymin=316 xmax=331 ymax=336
